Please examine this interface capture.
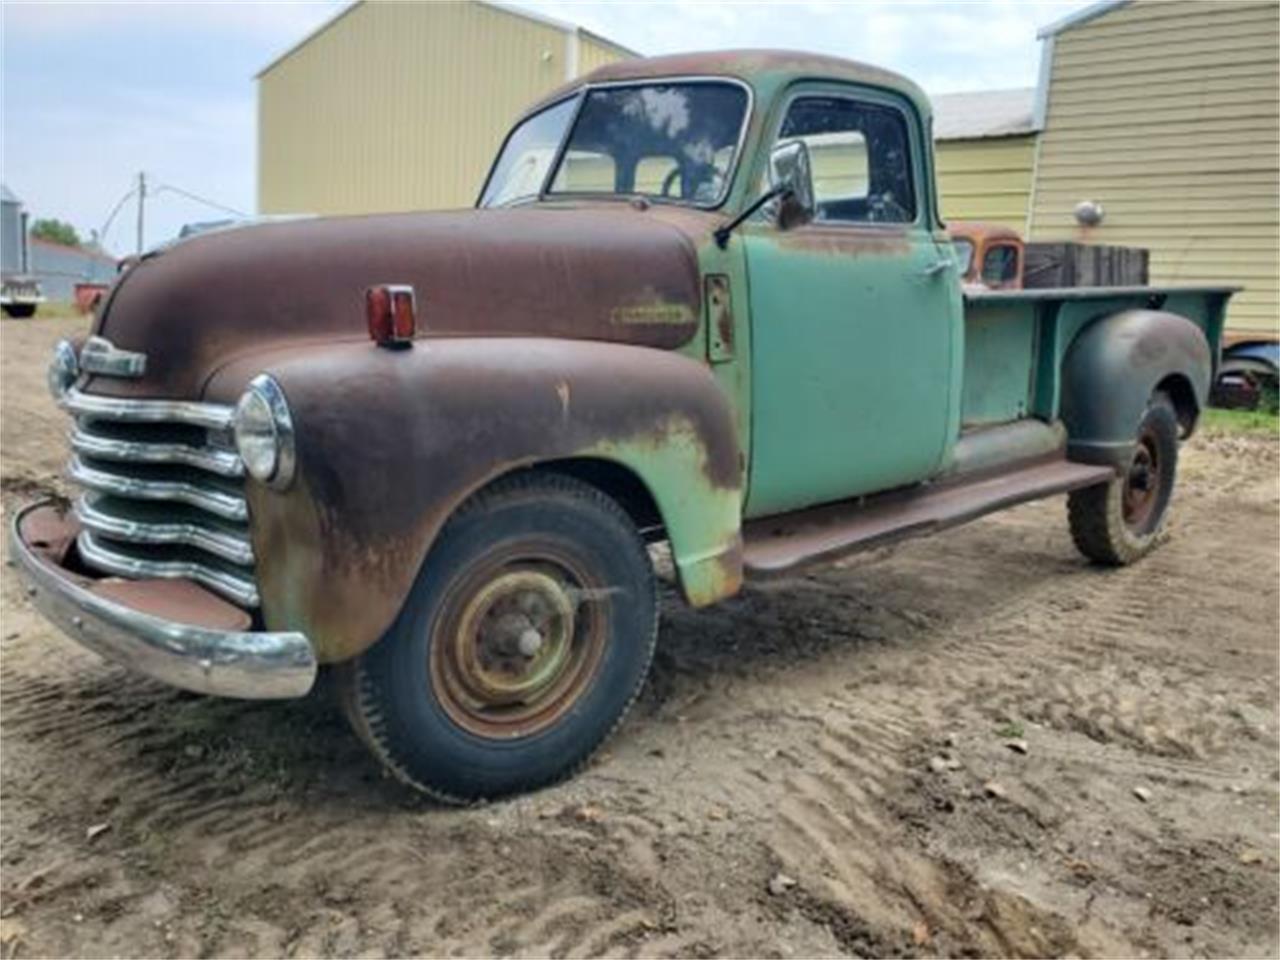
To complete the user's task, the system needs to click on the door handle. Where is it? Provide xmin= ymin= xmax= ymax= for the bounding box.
xmin=921 ymin=259 xmax=954 ymax=279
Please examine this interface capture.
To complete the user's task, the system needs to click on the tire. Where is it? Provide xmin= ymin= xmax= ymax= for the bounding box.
xmin=1068 ymin=391 xmax=1179 ymax=565
xmin=339 ymin=471 xmax=658 ymax=803
xmin=3 ymin=304 xmax=36 ymax=318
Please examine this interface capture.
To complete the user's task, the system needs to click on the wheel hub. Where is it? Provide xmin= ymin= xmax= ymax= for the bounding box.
xmin=1122 ymin=429 xmax=1162 ymax=532
xmin=429 ymin=553 xmax=609 ymax=740
xmin=456 ymin=570 xmax=576 ymax=703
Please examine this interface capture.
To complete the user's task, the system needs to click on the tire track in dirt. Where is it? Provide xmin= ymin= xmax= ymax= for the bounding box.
xmin=2 ymin=419 xmax=1276 ymax=957
xmin=0 ymin=642 xmax=703 ymax=958
xmin=741 ymin=687 xmax=1117 ymax=958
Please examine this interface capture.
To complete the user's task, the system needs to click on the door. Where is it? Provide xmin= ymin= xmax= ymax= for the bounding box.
xmin=744 ymin=86 xmax=961 ymax=517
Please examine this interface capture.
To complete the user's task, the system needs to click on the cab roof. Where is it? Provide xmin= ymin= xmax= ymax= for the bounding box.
xmin=522 ymin=49 xmax=933 ymax=124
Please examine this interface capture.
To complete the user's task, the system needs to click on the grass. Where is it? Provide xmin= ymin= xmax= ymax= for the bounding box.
xmin=34 ymin=300 xmax=83 ymax=319
xmin=1201 ymin=405 xmax=1280 ymax=436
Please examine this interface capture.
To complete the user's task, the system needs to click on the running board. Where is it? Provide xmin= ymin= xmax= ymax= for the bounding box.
xmin=743 ymin=458 xmax=1116 ymax=578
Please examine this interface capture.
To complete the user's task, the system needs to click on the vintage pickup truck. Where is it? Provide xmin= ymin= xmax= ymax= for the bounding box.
xmin=12 ymin=51 xmax=1236 ymax=802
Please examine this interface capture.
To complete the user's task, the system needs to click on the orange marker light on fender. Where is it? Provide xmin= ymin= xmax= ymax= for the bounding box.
xmin=365 ymin=284 xmax=416 ymax=348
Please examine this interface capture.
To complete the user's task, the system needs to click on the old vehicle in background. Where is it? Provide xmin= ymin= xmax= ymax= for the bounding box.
xmin=1 ymin=185 xmax=45 ymax=318
xmin=73 ymin=282 xmax=110 ymax=315
xmin=948 ymin=221 xmax=1024 ymax=291
xmin=1213 ymin=337 xmax=1280 ymax=410
xmin=949 ymin=222 xmax=1271 ymax=409
xmin=12 ymin=51 xmax=1236 ymax=802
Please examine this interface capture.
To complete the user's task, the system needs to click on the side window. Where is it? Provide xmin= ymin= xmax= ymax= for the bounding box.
xmin=952 ymin=238 xmax=976 ymax=279
xmin=776 ymin=96 xmax=916 ymax=224
xmin=982 ymin=244 xmax=1019 ymax=286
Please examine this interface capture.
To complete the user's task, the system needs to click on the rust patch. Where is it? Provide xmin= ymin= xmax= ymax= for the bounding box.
xmin=16 ymin=505 xmax=253 ymax=632
xmin=241 ymin=337 xmax=743 ymax=662
xmin=91 ymin=579 xmax=252 ymax=632
xmin=706 ymin=537 xmax=745 ymax=604
xmin=18 ymin=502 xmax=76 ymax=567
xmin=88 ymin=205 xmax=708 ymax=400
xmin=705 ymin=274 xmax=734 ymax=363
xmin=767 ymin=225 xmax=913 ymax=258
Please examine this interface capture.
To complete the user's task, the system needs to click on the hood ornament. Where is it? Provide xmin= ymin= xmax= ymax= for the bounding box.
xmin=79 ymin=336 xmax=147 ymax=378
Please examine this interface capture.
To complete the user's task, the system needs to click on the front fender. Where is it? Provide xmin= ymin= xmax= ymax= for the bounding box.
xmin=1060 ymin=309 xmax=1211 ymax=468
xmin=231 ymin=338 xmax=743 ymax=663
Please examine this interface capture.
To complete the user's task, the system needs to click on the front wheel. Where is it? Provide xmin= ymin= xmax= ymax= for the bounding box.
xmin=338 ymin=472 xmax=657 ymax=803
xmin=1067 ymin=391 xmax=1180 ymax=565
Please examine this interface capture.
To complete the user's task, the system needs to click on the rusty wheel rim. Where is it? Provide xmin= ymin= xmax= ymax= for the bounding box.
xmin=1122 ymin=425 xmax=1162 ymax=534
xmin=429 ymin=545 xmax=607 ymax=739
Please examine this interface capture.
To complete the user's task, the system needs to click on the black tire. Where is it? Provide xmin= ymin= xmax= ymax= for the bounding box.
xmin=3 ymin=304 xmax=36 ymax=319
xmin=1068 ymin=391 xmax=1179 ymax=565
xmin=339 ymin=471 xmax=657 ymax=803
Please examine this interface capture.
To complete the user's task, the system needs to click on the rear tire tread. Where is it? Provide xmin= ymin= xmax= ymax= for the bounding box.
xmin=1067 ymin=392 xmax=1179 ymax=566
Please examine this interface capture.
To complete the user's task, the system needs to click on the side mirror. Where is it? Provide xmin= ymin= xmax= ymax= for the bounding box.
xmin=768 ymin=140 xmax=816 ymax=230
xmin=711 ymin=140 xmax=816 ymax=249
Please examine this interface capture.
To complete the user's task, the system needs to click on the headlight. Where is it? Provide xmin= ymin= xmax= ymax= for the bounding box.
xmin=233 ymin=374 xmax=295 ymax=490
xmin=47 ymin=339 xmax=79 ymax=400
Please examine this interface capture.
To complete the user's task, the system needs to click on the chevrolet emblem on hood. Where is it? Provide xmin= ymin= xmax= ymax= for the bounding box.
xmin=79 ymin=336 xmax=147 ymax=378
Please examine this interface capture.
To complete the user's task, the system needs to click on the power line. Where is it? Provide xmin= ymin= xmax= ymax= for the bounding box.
xmin=98 ymin=185 xmax=139 ymax=246
xmin=151 ymin=181 xmax=248 ymax=219
xmin=96 ymin=175 xmax=249 ymax=254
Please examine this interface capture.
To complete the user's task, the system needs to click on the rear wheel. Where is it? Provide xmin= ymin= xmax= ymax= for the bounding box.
xmin=339 ymin=472 xmax=657 ymax=803
xmin=1068 ymin=392 xmax=1180 ymax=565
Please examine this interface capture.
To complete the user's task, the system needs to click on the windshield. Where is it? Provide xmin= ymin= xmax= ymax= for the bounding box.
xmin=480 ymin=81 xmax=750 ymax=209
xmin=479 ymin=97 xmax=577 ymax=208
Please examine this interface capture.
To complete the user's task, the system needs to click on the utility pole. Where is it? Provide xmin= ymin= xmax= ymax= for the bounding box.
xmin=135 ymin=171 xmax=146 ymax=255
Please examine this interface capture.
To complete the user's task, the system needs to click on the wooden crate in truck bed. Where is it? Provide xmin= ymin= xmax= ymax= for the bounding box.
xmin=1024 ymin=242 xmax=1149 ymax=288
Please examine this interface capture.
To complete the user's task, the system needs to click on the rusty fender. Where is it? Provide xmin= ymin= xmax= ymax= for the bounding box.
xmin=1060 ymin=309 xmax=1211 ymax=468
xmin=242 ymin=337 xmax=744 ymax=664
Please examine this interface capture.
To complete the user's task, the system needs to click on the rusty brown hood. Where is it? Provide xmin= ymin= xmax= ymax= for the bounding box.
xmin=89 ymin=204 xmax=710 ymax=400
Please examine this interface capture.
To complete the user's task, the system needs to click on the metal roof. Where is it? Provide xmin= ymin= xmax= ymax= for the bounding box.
xmin=1037 ymin=0 xmax=1129 ymax=39
xmin=0 ymin=183 xmax=19 ymax=205
xmin=931 ymin=88 xmax=1037 ymax=140
xmin=256 ymin=0 xmax=640 ymax=79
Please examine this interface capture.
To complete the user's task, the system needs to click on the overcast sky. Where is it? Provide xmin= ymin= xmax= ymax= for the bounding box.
xmin=2 ymin=0 xmax=1091 ymax=255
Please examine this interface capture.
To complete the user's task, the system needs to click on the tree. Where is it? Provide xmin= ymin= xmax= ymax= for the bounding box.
xmin=30 ymin=218 xmax=81 ymax=247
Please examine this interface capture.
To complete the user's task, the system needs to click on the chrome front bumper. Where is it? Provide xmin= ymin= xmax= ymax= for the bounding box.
xmin=9 ymin=501 xmax=316 ymax=699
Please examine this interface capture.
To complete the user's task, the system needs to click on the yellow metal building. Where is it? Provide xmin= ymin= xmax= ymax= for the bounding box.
xmin=932 ymin=89 xmax=1038 ymax=232
xmin=257 ymin=1 xmax=636 ymax=216
xmin=1029 ymin=0 xmax=1280 ymax=335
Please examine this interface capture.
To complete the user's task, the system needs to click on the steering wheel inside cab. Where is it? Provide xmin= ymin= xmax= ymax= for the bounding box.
xmin=658 ymin=161 xmax=721 ymax=202
xmin=660 ymin=165 xmax=683 ymax=198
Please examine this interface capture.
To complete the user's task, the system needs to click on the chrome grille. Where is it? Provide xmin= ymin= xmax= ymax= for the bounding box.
xmin=61 ymin=388 xmax=259 ymax=608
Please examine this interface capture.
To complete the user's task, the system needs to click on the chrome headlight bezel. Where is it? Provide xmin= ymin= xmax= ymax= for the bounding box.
xmin=233 ymin=374 xmax=295 ymax=491
xmin=47 ymin=339 xmax=80 ymax=401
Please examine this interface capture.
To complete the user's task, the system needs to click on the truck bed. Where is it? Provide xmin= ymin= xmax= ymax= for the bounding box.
xmin=959 ymin=283 xmax=1238 ymax=429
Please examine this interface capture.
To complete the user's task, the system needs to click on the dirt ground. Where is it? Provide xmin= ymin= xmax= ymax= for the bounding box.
xmin=1 ymin=313 xmax=1277 ymax=959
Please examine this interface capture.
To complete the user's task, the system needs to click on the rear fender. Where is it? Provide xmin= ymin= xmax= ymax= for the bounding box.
xmin=1060 ymin=309 xmax=1211 ymax=468
xmin=227 ymin=338 xmax=743 ymax=663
